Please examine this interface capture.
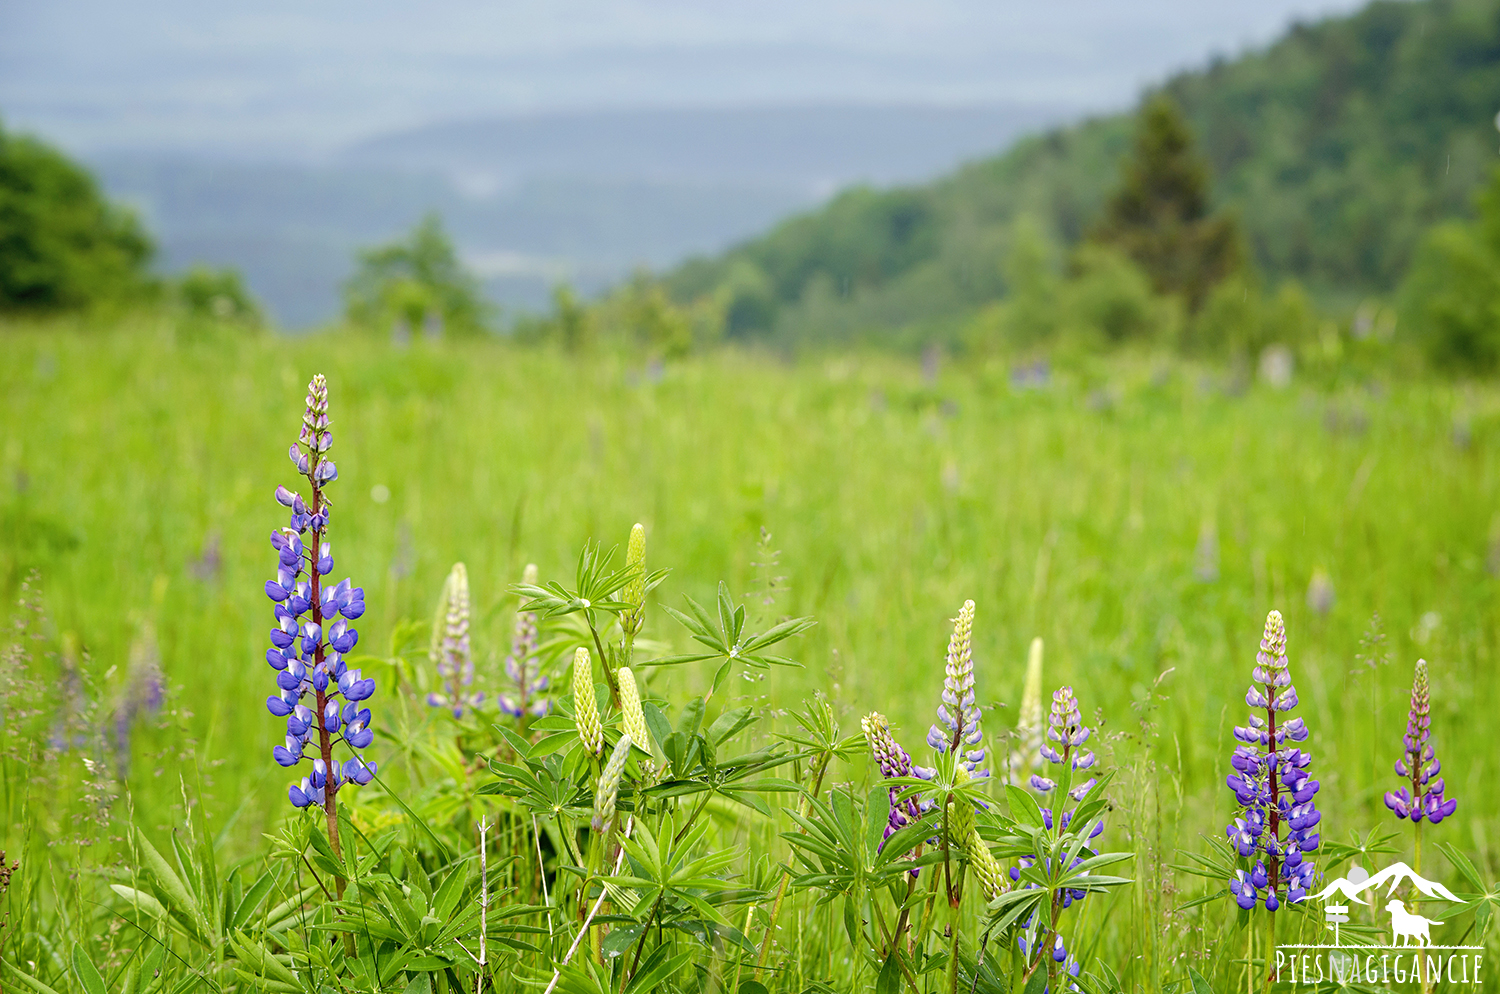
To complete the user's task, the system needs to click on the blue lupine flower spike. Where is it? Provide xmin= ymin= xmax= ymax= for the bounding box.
xmin=1013 ymin=683 xmax=1104 ymax=983
xmin=1384 ymin=659 xmax=1457 ymax=825
xmin=264 ymin=374 xmax=376 ymax=817
xmin=1224 ymin=610 xmax=1320 ymax=911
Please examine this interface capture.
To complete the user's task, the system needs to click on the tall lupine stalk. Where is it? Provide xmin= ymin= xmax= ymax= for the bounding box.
xmin=500 ymin=563 xmax=549 ymax=721
xmin=264 ymin=374 xmax=373 ymax=866
xmin=428 ymin=562 xmax=482 ymax=717
xmin=927 ymin=599 xmax=987 ymax=776
xmin=1018 ymin=686 xmax=1102 ymax=987
xmin=1224 ymin=611 xmax=1321 ymax=991
xmin=1383 ymin=659 xmax=1458 ymax=875
xmin=1007 ymin=637 xmax=1045 ymax=786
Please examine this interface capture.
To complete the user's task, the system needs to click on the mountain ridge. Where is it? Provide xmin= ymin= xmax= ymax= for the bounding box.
xmin=659 ymin=0 xmax=1500 ymax=343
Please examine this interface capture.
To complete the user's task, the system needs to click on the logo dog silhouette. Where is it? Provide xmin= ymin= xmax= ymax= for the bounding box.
xmin=1386 ymin=899 xmax=1442 ymax=946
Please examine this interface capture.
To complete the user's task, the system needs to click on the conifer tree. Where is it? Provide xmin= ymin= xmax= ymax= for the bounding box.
xmin=1093 ymin=94 xmax=1241 ymax=310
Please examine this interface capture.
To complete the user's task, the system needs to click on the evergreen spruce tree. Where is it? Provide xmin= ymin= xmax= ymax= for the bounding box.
xmin=1093 ymin=94 xmax=1241 ymax=311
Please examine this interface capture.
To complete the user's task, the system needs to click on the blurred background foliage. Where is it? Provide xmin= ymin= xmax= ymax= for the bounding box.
xmin=3 ymin=0 xmax=1500 ymax=379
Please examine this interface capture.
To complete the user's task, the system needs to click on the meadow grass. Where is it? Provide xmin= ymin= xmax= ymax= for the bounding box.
xmin=2 ymin=319 xmax=1498 ymax=990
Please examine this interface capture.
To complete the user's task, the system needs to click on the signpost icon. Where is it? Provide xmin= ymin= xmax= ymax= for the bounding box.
xmin=1324 ymin=904 xmax=1350 ymax=946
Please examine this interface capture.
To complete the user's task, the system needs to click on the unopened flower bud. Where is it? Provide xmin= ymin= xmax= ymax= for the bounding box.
xmin=573 ymin=647 xmax=604 ymax=756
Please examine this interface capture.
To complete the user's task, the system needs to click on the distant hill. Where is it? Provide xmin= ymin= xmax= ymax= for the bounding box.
xmin=341 ymin=104 xmax=1068 ymax=188
xmin=92 ymin=104 xmax=1065 ymax=326
xmin=663 ymin=0 xmax=1500 ymax=343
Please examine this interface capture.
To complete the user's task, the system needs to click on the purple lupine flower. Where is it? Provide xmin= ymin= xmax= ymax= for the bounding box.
xmin=1223 ymin=610 xmax=1320 ymax=910
xmin=861 ymin=712 xmax=923 ymax=874
xmin=926 ymin=599 xmax=987 ymax=776
xmin=1384 ymin=659 xmax=1458 ymax=825
xmin=1029 ymin=686 xmax=1097 ymax=801
xmin=110 ymin=620 xmax=167 ymax=776
xmin=499 ymin=563 xmax=551 ymax=719
xmin=265 ymin=374 xmax=376 ymax=811
xmin=427 ymin=562 xmax=482 ymax=718
xmin=1012 ymin=685 xmax=1107 ymax=985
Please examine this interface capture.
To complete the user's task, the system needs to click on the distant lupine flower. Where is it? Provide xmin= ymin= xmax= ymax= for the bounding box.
xmin=572 ymin=647 xmax=604 ymax=757
xmin=1384 ymin=659 xmax=1458 ymax=824
xmin=1030 ymin=686 xmax=1097 ymax=801
xmin=927 ymin=599 xmax=987 ymax=776
xmin=1195 ymin=520 xmax=1219 ymax=582
xmin=427 ymin=563 xmax=482 ymax=718
xmin=1306 ymin=569 xmax=1335 ymax=616
xmin=592 ymin=734 xmax=632 ymax=834
xmin=111 ymin=620 xmax=166 ymax=775
xmin=265 ymin=374 xmax=376 ymax=809
xmin=861 ymin=712 xmax=922 ymax=848
xmin=620 ymin=523 xmax=647 ymax=640
xmin=499 ymin=563 xmax=549 ymax=719
xmin=1006 ymin=637 xmax=1045 ymax=786
xmin=1224 ymin=610 xmax=1320 ymax=909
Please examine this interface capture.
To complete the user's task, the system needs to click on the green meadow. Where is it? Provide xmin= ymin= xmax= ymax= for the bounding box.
xmin=3 ymin=320 xmax=1498 ymax=990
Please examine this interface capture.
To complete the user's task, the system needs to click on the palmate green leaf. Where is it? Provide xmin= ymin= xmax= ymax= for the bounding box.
xmin=648 ymin=584 xmax=814 ymax=670
xmin=228 ymin=931 xmax=303 ymax=988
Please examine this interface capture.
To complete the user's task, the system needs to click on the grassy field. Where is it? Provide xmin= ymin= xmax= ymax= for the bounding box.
xmin=3 ymin=319 xmax=1499 ymax=990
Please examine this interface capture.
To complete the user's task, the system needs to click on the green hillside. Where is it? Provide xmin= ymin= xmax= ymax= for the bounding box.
xmin=664 ymin=0 xmax=1500 ymax=344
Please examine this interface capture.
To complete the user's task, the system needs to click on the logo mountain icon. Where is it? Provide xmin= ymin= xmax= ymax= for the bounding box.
xmin=1311 ymin=862 xmax=1460 ymax=906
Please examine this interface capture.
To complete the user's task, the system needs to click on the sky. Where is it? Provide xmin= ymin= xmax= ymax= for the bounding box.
xmin=2 ymin=0 xmax=1371 ymax=158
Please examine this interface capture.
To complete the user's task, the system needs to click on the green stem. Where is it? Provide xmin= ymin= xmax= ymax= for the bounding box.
xmin=754 ymin=755 xmax=830 ymax=977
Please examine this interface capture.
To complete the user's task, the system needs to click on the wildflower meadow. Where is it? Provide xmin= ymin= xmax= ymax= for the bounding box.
xmin=4 ymin=323 xmax=1500 ymax=993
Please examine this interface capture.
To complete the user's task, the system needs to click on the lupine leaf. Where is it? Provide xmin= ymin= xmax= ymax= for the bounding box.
xmin=71 ymin=944 xmax=107 ymax=994
xmin=875 ymin=949 xmax=902 ymax=994
xmin=228 ymin=932 xmax=302 ymax=987
xmin=111 ymin=884 xmax=167 ymax=920
xmin=2 ymin=964 xmax=64 ymax=994
xmin=623 ymin=947 xmax=692 ymax=993
xmin=134 ymin=826 xmax=211 ymax=939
